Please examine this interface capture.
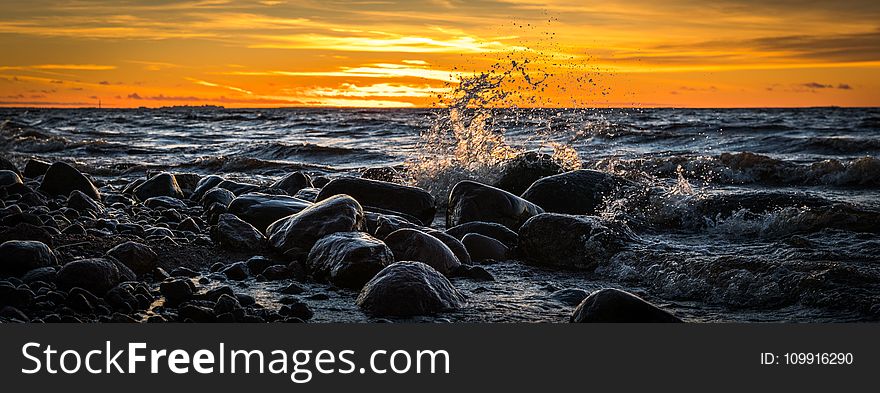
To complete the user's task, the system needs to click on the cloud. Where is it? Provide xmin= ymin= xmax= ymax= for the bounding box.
xmin=299 ymin=83 xmax=448 ymax=98
xmin=223 ymin=62 xmax=463 ymax=82
xmin=187 ymin=78 xmax=253 ymax=95
xmin=837 ymin=83 xmax=853 ymax=89
xmin=803 ymin=82 xmax=833 ymax=89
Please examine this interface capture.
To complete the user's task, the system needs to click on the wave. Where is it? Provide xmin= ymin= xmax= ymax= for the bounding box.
xmin=239 ymin=141 xmax=394 ymax=164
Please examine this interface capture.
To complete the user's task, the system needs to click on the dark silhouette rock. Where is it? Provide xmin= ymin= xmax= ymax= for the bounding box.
xmin=23 ymin=159 xmax=51 ymax=179
xmin=384 ymin=229 xmax=460 ymax=275
xmin=425 ymin=229 xmax=471 ymax=265
xmin=356 ymin=261 xmax=466 ymax=317
xmin=306 ymin=232 xmax=393 ymax=289
xmin=316 ymin=177 xmax=435 ymax=225
xmin=445 ymin=221 xmax=518 ymax=249
xmin=494 ymin=151 xmax=565 ymax=195
xmin=160 ymin=278 xmax=194 ymax=304
xmin=228 ymin=193 xmax=312 ymax=232
xmin=0 ymin=240 xmax=55 ymax=277
xmin=200 ymin=187 xmax=235 ymax=208
xmin=267 ymin=195 xmax=365 ymax=258
xmin=519 ymin=213 xmax=634 ymax=270
xmin=271 ymin=171 xmax=312 ymax=195
xmin=0 ymin=170 xmax=22 ymax=187
xmin=570 ymin=288 xmax=683 ymax=323
xmin=56 ymin=258 xmax=135 ymax=295
xmin=38 ymin=162 xmax=100 ymax=200
xmin=293 ymin=187 xmax=320 ymax=202
xmin=133 ymin=172 xmax=183 ymax=201
xmin=522 ymin=169 xmax=635 ymax=215
xmin=105 ymin=241 xmax=157 ymax=277
xmin=447 ymin=180 xmax=543 ymax=230
xmin=67 ymin=190 xmax=104 ymax=214
xmin=461 ymin=233 xmax=509 ymax=262
xmin=212 ymin=213 xmax=266 ymax=252
xmin=190 ymin=175 xmax=224 ymax=201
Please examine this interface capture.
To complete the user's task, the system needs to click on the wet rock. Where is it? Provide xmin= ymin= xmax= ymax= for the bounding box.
xmin=216 ymin=180 xmax=259 ymax=196
xmin=316 ymin=177 xmax=435 ymax=225
xmin=67 ymin=190 xmax=104 ymax=214
xmin=105 ymin=283 xmax=139 ymax=312
xmin=173 ymin=173 xmax=201 ymax=198
xmin=461 ymin=233 xmax=509 ymax=262
xmin=372 ymin=213 xmax=423 ymax=239
xmin=200 ymin=187 xmax=235 ymax=208
xmin=133 ymin=172 xmax=184 ymax=201
xmin=0 ymin=223 xmax=54 ymax=245
xmin=271 ymin=171 xmax=312 ymax=195
xmin=0 ymin=170 xmax=23 ymax=187
xmin=267 ymin=195 xmax=365 ymax=258
xmin=279 ymin=282 xmax=305 ymax=295
xmin=0 ymin=240 xmax=55 ymax=277
xmin=519 ymin=213 xmax=634 ymax=271
xmin=0 ymin=157 xmax=19 ymax=176
xmin=177 ymin=217 xmax=201 ymax=233
xmin=384 ymin=229 xmax=460 ymax=275
xmin=0 ymin=306 xmax=28 ymax=321
xmin=160 ymin=278 xmax=194 ymax=304
xmin=190 ymin=175 xmax=225 ymax=201
xmin=550 ymin=288 xmax=589 ymax=306
xmin=293 ymin=187 xmax=320 ymax=202
xmin=447 ymin=180 xmax=543 ymax=230
xmin=67 ymin=292 xmax=95 ymax=314
xmin=262 ymin=265 xmax=292 ymax=280
xmin=279 ymin=300 xmax=313 ymax=320
xmin=38 ymin=162 xmax=100 ymax=200
xmin=170 ymin=266 xmax=198 ymax=278
xmin=312 ymin=176 xmax=330 ymax=188
xmin=221 ymin=261 xmax=250 ymax=280
xmin=23 ymin=159 xmax=51 ymax=179
xmin=244 ymin=256 xmax=277 ymax=275
xmin=522 ymin=169 xmax=635 ymax=215
xmin=21 ymin=266 xmax=57 ymax=284
xmin=105 ymin=241 xmax=157 ymax=277
xmin=213 ymin=294 xmax=241 ymax=315
xmin=425 ymin=230 xmax=471 ymax=265
xmin=570 ymin=288 xmax=683 ymax=323
xmin=144 ymin=196 xmax=187 ymax=210
xmin=306 ymin=232 xmax=393 ymax=289
xmin=178 ymin=303 xmax=215 ymax=323
xmin=356 ymin=261 xmax=466 ymax=317
xmin=494 ymin=151 xmax=565 ymax=195
xmin=212 ymin=213 xmax=266 ymax=252
xmin=56 ymin=258 xmax=135 ymax=295
xmin=456 ymin=265 xmax=495 ymax=281
xmin=228 ymin=192 xmax=312 ymax=232
xmin=445 ymin=221 xmax=518 ymax=249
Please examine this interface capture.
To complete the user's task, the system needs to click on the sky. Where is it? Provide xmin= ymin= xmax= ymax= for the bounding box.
xmin=0 ymin=0 xmax=878 ymax=108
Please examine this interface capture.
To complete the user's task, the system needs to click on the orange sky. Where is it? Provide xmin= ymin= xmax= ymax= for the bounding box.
xmin=0 ymin=0 xmax=878 ymax=108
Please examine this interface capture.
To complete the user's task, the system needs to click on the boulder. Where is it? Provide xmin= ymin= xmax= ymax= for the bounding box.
xmin=570 ymin=288 xmax=683 ymax=323
xmin=228 ymin=193 xmax=312 ymax=232
xmin=271 ymin=172 xmax=312 ymax=195
xmin=383 ymin=229 xmax=460 ymax=275
xmin=372 ymin=213 xmax=424 ymax=239
xmin=522 ymin=169 xmax=635 ymax=215
xmin=133 ymin=172 xmax=183 ymax=201
xmin=172 ymin=173 xmax=201 ymax=198
xmin=0 ymin=156 xmax=20 ymax=176
xmin=143 ymin=196 xmax=187 ymax=210
xmin=105 ymin=241 xmax=157 ymax=276
xmin=306 ymin=232 xmax=393 ymax=289
xmin=212 ymin=214 xmax=266 ymax=252
xmin=519 ymin=213 xmax=634 ymax=271
xmin=293 ymin=187 xmax=320 ymax=202
xmin=160 ymin=278 xmax=193 ymax=304
xmin=461 ymin=233 xmax=509 ymax=262
xmin=190 ymin=175 xmax=225 ymax=201
xmin=67 ymin=190 xmax=104 ymax=214
xmin=56 ymin=258 xmax=135 ymax=294
xmin=0 ymin=170 xmax=23 ymax=187
xmin=38 ymin=162 xmax=100 ymax=200
xmin=267 ymin=195 xmax=365 ymax=258
xmin=316 ymin=177 xmax=435 ymax=225
xmin=221 ymin=261 xmax=249 ymax=280
xmin=447 ymin=180 xmax=543 ymax=230
xmin=445 ymin=221 xmax=519 ymax=249
xmin=425 ymin=230 xmax=471 ymax=265
xmin=0 ymin=240 xmax=55 ymax=277
xmin=216 ymin=180 xmax=259 ymax=196
xmin=493 ymin=151 xmax=565 ymax=195
xmin=356 ymin=261 xmax=466 ymax=317
xmin=23 ymin=159 xmax=51 ymax=179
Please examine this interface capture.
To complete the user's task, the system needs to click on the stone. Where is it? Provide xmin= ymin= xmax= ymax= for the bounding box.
xmin=0 ymin=157 xmax=20 ymax=176
xmin=279 ymin=283 xmax=305 ymax=295
xmin=178 ymin=304 xmax=215 ymax=322
xmin=457 ymin=265 xmax=494 ymax=281
xmin=371 ymin=213 xmax=424 ymax=239
xmin=445 ymin=221 xmax=519 ymax=249
xmin=356 ymin=261 xmax=466 ymax=317
xmin=213 ymin=294 xmax=241 ymax=315
xmin=190 ymin=175 xmax=224 ymax=201
xmin=221 ymin=261 xmax=250 ymax=280
xmin=306 ymin=232 xmax=393 ymax=289
xmin=67 ymin=190 xmax=104 ymax=214
xmin=133 ymin=172 xmax=184 ymax=201
xmin=262 ymin=265 xmax=292 ymax=280
xmin=271 ymin=172 xmax=312 ymax=195
xmin=0 ymin=240 xmax=55 ymax=277
xmin=316 ymin=177 xmax=435 ymax=225
xmin=56 ymin=258 xmax=135 ymax=295
xmin=177 ymin=217 xmax=201 ymax=233
xmin=173 ymin=173 xmax=201 ymax=198
xmin=23 ymin=159 xmax=51 ymax=179
xmin=493 ymin=151 xmax=565 ymax=195
xmin=279 ymin=300 xmax=313 ymax=320
xmin=212 ymin=213 xmax=266 ymax=252
xmin=550 ymin=288 xmax=589 ymax=306
xmin=21 ymin=266 xmax=57 ymax=284
xmin=0 ymin=170 xmax=23 ymax=187
xmin=425 ymin=230 xmax=471 ymax=265
xmin=519 ymin=213 xmax=634 ymax=271
xmin=383 ymin=229 xmax=460 ymax=275
xmin=38 ymin=162 xmax=100 ymax=200
xmin=160 ymin=278 xmax=194 ymax=304
xmin=200 ymin=187 xmax=235 ymax=208
xmin=570 ymin=288 xmax=683 ymax=323
xmin=461 ymin=233 xmax=509 ymax=262
xmin=144 ymin=196 xmax=187 ymax=210
xmin=228 ymin=193 xmax=312 ymax=232
xmin=267 ymin=195 xmax=365 ymax=258
xmin=521 ymin=169 xmax=635 ymax=215
xmin=216 ymin=180 xmax=259 ymax=196
xmin=293 ymin=187 xmax=320 ymax=202
xmin=105 ymin=241 xmax=157 ymax=276
xmin=447 ymin=180 xmax=543 ymax=230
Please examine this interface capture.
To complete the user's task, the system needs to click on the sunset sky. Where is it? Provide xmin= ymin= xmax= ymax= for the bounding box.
xmin=0 ymin=0 xmax=878 ymax=108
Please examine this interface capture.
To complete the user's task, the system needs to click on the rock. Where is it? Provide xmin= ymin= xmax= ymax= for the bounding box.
xmin=570 ymin=288 xmax=683 ymax=323
xmin=461 ymin=233 xmax=509 ymax=262
xmin=306 ymin=232 xmax=393 ymax=289
xmin=522 ymin=169 xmax=635 ymax=215
xmin=262 ymin=265 xmax=292 ymax=280
xmin=0 ymin=223 xmax=54 ymax=246
xmin=316 ymin=177 xmax=435 ymax=225
xmin=143 ymin=196 xmax=187 ymax=210
xmin=425 ymin=230 xmax=471 ymax=265
xmin=212 ymin=213 xmax=266 ymax=252
xmin=160 ymin=278 xmax=193 ymax=304
xmin=445 ymin=221 xmax=519 ymax=249
xmin=21 ymin=266 xmax=57 ymax=284
xmin=67 ymin=190 xmax=104 ymax=214
xmin=457 ymin=265 xmax=494 ymax=281
xmin=221 ymin=261 xmax=250 ymax=280
xmin=550 ymin=288 xmax=589 ymax=306
xmin=216 ymin=180 xmax=259 ymax=196
xmin=178 ymin=304 xmax=215 ymax=322
xmin=271 ymin=172 xmax=312 ymax=195
xmin=23 ymin=159 xmax=51 ymax=179
xmin=200 ymin=187 xmax=235 ymax=208
xmin=170 ymin=266 xmax=198 ymax=278
xmin=213 ymin=294 xmax=241 ymax=315
xmin=312 ymin=176 xmax=330 ymax=188
xmin=105 ymin=241 xmax=157 ymax=276
xmin=293 ymin=187 xmax=320 ymax=202
xmin=493 ymin=151 xmax=565 ymax=195
xmin=133 ymin=172 xmax=184 ymax=201
xmin=38 ymin=162 xmax=100 ymax=200
xmin=244 ymin=256 xmax=277 ymax=274
xmin=56 ymin=258 xmax=135 ymax=294
xmin=383 ymin=229 xmax=460 ymax=275
xmin=356 ymin=261 xmax=466 ymax=317
xmin=267 ymin=195 xmax=365 ymax=258
xmin=105 ymin=283 xmax=139 ymax=312
xmin=447 ymin=180 xmax=543 ymax=230
xmin=519 ymin=213 xmax=634 ymax=270
xmin=228 ymin=193 xmax=312 ymax=232
xmin=0 ymin=306 xmax=28 ymax=321
xmin=0 ymin=240 xmax=55 ymax=277
xmin=279 ymin=300 xmax=313 ymax=320
xmin=172 ymin=173 xmax=201 ymax=198
xmin=0 ymin=157 xmax=20 ymax=176
xmin=279 ymin=283 xmax=305 ymax=295
xmin=0 ymin=170 xmax=23 ymax=187
xmin=177 ymin=217 xmax=200 ymax=233
xmin=190 ymin=175 xmax=224 ymax=201
xmin=371 ymin=213 xmax=424 ymax=239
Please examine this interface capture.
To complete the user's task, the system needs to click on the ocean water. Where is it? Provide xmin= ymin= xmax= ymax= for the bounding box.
xmin=2 ymin=107 xmax=879 ymax=322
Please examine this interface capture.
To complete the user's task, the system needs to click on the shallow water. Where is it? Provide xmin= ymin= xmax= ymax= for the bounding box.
xmin=2 ymin=107 xmax=879 ymax=322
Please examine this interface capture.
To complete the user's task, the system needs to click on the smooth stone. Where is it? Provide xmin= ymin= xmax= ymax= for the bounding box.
xmin=356 ymin=261 xmax=466 ymax=317
xmin=0 ymin=170 xmax=23 ymax=187
xmin=570 ymin=288 xmax=683 ymax=323
xmin=67 ymin=190 xmax=104 ymax=214
xmin=425 ymin=229 xmax=471 ymax=265
xmin=133 ymin=172 xmax=184 ymax=201
xmin=212 ymin=213 xmax=266 ymax=252
xmin=0 ymin=156 xmax=19 ymax=176
xmin=461 ymin=233 xmax=509 ymax=262
xmin=144 ymin=196 xmax=187 ymax=210
xmin=190 ymin=175 xmax=224 ymax=201
xmin=56 ymin=258 xmax=135 ymax=295
xmin=216 ymin=180 xmax=259 ymax=196
xmin=105 ymin=241 xmax=157 ymax=277
xmin=383 ymin=229 xmax=460 ymax=275
xmin=0 ymin=240 xmax=55 ymax=277
xmin=38 ymin=162 xmax=100 ymax=200
xmin=23 ymin=159 xmax=51 ymax=179
xmin=160 ymin=278 xmax=194 ymax=304
xmin=221 ymin=261 xmax=250 ymax=281
xmin=177 ymin=217 xmax=201 ymax=233
xmin=293 ymin=187 xmax=320 ymax=202
xmin=493 ymin=151 xmax=564 ymax=195
xmin=267 ymin=194 xmax=365 ymax=259
xmin=21 ymin=266 xmax=57 ymax=284
xmin=519 ymin=213 xmax=634 ymax=271
xmin=521 ymin=169 xmax=636 ymax=215
xmin=228 ymin=193 xmax=312 ymax=233
xmin=271 ymin=171 xmax=312 ymax=195
xmin=306 ymin=232 xmax=393 ymax=289
xmin=447 ymin=180 xmax=543 ymax=230
xmin=445 ymin=221 xmax=519 ymax=249
xmin=200 ymin=187 xmax=235 ymax=209
xmin=316 ymin=177 xmax=435 ymax=225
